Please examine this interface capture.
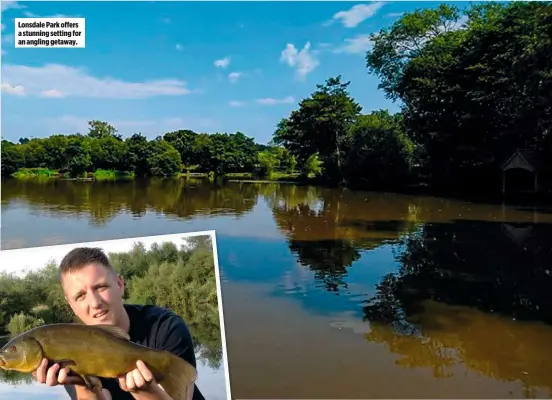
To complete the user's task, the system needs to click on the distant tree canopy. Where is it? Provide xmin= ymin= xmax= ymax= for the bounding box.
xmin=1 ymin=120 xmax=296 ymax=179
xmin=273 ymin=76 xmax=417 ymax=188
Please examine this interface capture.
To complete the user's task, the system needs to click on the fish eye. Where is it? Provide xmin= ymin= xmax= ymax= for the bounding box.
xmin=9 ymin=346 xmax=16 ymax=352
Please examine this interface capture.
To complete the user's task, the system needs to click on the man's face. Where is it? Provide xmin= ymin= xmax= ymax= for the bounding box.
xmin=61 ymin=263 xmax=125 ymax=327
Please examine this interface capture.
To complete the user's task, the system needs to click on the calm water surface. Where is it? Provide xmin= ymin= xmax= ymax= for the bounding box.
xmin=2 ymin=178 xmax=552 ymax=399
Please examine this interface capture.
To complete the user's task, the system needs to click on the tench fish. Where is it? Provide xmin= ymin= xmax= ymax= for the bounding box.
xmin=0 ymin=323 xmax=198 ymax=400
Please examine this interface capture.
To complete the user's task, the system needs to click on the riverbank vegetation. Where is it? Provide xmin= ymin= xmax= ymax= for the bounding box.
xmin=0 ymin=235 xmax=222 ymax=375
xmin=2 ymin=2 xmax=551 ymax=195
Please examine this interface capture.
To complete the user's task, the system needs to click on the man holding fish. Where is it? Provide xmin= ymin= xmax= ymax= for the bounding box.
xmin=0 ymin=247 xmax=204 ymax=400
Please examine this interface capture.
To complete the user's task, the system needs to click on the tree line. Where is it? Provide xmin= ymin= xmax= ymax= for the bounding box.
xmin=1 ymin=121 xmax=300 ymax=179
xmin=2 ymin=2 xmax=551 ymax=193
xmin=275 ymin=1 xmax=552 ymax=192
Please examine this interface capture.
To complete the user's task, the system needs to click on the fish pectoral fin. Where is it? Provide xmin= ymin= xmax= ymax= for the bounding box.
xmin=57 ymin=359 xmax=77 ymax=369
xmin=93 ymin=324 xmax=131 ymax=341
xmin=82 ymin=375 xmax=103 ymax=393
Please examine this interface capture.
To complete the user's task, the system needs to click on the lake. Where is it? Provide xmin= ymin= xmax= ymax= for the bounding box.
xmin=2 ymin=177 xmax=552 ymax=399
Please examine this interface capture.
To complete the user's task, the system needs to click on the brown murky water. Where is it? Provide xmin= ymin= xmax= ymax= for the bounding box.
xmin=2 ymin=178 xmax=552 ymax=398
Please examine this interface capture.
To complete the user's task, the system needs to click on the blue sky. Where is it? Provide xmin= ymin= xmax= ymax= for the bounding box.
xmin=1 ymin=1 xmax=456 ymax=144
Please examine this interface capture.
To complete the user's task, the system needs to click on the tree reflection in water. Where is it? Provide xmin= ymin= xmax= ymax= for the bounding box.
xmin=362 ymin=220 xmax=552 ymax=397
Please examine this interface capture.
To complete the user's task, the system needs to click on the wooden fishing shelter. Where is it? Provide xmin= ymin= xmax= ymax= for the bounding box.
xmin=500 ymin=149 xmax=545 ymax=194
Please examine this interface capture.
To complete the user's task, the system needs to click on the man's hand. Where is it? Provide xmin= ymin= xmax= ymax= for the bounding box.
xmin=32 ymin=358 xmax=112 ymax=400
xmin=32 ymin=358 xmax=85 ymax=387
xmin=118 ymin=360 xmax=172 ymax=400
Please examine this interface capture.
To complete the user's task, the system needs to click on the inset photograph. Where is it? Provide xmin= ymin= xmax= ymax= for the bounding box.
xmin=0 ymin=231 xmax=230 ymax=400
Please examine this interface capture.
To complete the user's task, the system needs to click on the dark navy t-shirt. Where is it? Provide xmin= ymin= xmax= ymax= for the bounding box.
xmin=64 ymin=304 xmax=205 ymax=400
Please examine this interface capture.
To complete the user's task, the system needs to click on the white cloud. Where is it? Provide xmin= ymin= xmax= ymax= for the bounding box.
xmin=39 ymin=89 xmax=64 ymax=98
xmin=1 ymin=1 xmax=26 ymax=12
xmin=2 ymin=63 xmax=193 ymax=99
xmin=386 ymin=12 xmax=404 ymax=18
xmin=1 ymin=1 xmax=78 ymax=20
xmin=229 ymin=100 xmax=246 ymax=107
xmin=280 ymin=42 xmax=319 ymax=79
xmin=1 ymin=23 xmax=5 ymax=31
xmin=214 ymin=57 xmax=230 ymax=68
xmin=1 ymin=82 xmax=25 ymax=96
xmin=449 ymin=15 xmax=469 ymax=31
xmin=228 ymin=72 xmax=242 ymax=84
xmin=2 ymin=33 xmax=14 ymax=45
xmin=333 ymin=34 xmax=373 ymax=54
xmin=329 ymin=2 xmax=385 ymax=28
xmin=175 ymin=44 xmax=184 ymax=51
xmin=256 ymin=96 xmax=294 ymax=105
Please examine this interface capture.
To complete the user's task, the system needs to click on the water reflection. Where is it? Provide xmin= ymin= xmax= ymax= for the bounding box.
xmin=365 ymin=301 xmax=552 ymax=398
xmin=364 ymin=220 xmax=552 ymax=324
xmin=267 ymin=186 xmax=552 ymax=396
xmin=1 ymin=178 xmax=260 ymax=225
xmin=3 ymin=178 xmax=552 ymax=398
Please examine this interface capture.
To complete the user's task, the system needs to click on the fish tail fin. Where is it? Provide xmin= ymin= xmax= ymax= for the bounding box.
xmin=159 ymin=354 xmax=198 ymax=400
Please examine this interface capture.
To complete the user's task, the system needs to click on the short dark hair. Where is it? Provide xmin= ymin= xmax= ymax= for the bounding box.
xmin=59 ymin=247 xmax=115 ymax=280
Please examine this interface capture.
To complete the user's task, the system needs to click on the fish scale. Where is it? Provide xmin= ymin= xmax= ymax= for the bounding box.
xmin=0 ymin=323 xmax=197 ymax=400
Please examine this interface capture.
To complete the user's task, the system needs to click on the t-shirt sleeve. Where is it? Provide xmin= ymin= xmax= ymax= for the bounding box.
xmin=155 ymin=313 xmax=197 ymax=369
xmin=154 ymin=313 xmax=205 ymax=400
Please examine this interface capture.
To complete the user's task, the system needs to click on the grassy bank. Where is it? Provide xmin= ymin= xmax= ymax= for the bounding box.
xmin=9 ymin=168 xmax=304 ymax=183
xmin=11 ymin=168 xmax=135 ymax=181
xmin=11 ymin=168 xmax=58 ymax=179
xmin=224 ymin=171 xmax=302 ymax=181
xmin=92 ymin=169 xmax=135 ymax=180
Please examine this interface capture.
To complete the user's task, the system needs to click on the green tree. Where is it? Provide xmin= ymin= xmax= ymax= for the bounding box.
xmin=87 ymin=120 xmax=122 ymax=140
xmin=274 ymin=76 xmax=362 ymax=183
xmin=125 ymin=133 xmax=152 ymax=176
xmin=42 ymin=135 xmax=69 ymax=170
xmin=163 ymin=129 xmax=200 ymax=171
xmin=90 ymin=135 xmax=127 ymax=171
xmin=1 ymin=140 xmax=25 ymax=176
xmin=344 ymin=110 xmax=416 ymax=188
xmin=366 ymin=1 xmax=552 ymax=190
xmin=304 ymin=153 xmax=323 ymax=178
xmin=7 ymin=312 xmax=45 ymax=337
xmin=66 ymin=135 xmax=93 ymax=177
xmin=257 ymin=150 xmax=280 ymax=177
xmin=147 ymin=139 xmax=182 ymax=177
